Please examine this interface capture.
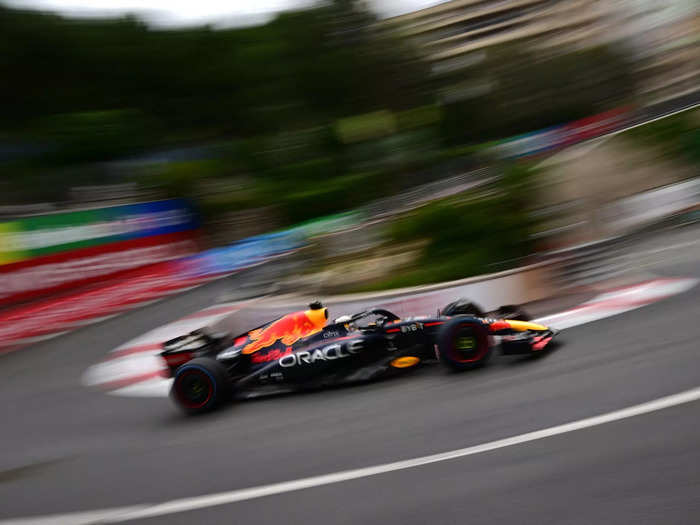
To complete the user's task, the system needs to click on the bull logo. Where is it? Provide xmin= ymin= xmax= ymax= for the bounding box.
xmin=242 ymin=308 xmax=327 ymax=355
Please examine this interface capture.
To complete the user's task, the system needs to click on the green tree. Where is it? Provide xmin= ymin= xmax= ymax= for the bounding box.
xmin=440 ymin=45 xmax=637 ymax=144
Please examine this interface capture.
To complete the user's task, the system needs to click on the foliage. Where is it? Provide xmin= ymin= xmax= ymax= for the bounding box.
xmin=148 ymin=160 xmax=228 ymax=197
xmin=372 ymin=163 xmax=539 ymax=288
xmin=36 ymin=110 xmax=157 ymax=163
xmin=271 ymin=170 xmax=385 ymax=223
xmin=440 ymin=46 xmax=637 ymax=145
xmin=396 ymin=105 xmax=442 ymax=132
xmin=336 ymin=111 xmax=397 ymax=144
xmin=0 ymin=2 xmax=429 ymax=142
xmin=623 ymin=109 xmax=699 ymax=165
xmin=0 ymin=2 xmax=642 ymax=233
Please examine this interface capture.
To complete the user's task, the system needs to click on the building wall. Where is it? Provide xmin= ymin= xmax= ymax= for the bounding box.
xmin=386 ymin=0 xmax=609 ymax=64
xmin=385 ymin=0 xmax=698 ymax=105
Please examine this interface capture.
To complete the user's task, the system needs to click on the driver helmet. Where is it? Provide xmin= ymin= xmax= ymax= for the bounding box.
xmin=304 ymin=300 xmax=328 ymax=330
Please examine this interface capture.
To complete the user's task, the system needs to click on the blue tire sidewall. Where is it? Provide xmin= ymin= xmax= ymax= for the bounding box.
xmin=174 ymin=364 xmax=218 ymax=408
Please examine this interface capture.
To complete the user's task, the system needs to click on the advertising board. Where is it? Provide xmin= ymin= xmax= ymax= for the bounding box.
xmin=0 ymin=200 xmax=199 ymax=305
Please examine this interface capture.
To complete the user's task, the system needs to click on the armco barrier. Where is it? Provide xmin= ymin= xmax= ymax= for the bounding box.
xmin=600 ymin=178 xmax=700 ymax=235
xmin=207 ymin=261 xmax=557 ymax=335
xmin=548 ymin=182 xmax=700 ymax=289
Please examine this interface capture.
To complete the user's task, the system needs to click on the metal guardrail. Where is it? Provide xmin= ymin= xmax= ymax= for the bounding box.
xmin=545 ymin=237 xmax=631 ymax=288
xmin=357 ymin=168 xmax=492 ymax=221
xmin=545 ymin=200 xmax=700 ymax=289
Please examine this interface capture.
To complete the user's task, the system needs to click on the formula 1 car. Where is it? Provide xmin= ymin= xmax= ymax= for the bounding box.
xmin=161 ymin=300 xmax=559 ymax=414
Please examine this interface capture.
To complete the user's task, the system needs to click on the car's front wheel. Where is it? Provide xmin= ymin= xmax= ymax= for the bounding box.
xmin=171 ymin=357 xmax=232 ymax=415
xmin=437 ymin=317 xmax=492 ymax=371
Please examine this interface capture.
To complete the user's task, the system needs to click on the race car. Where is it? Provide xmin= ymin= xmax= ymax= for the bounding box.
xmin=161 ymin=300 xmax=559 ymax=414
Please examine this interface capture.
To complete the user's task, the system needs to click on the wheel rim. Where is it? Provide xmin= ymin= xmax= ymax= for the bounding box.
xmin=175 ymin=369 xmax=214 ymax=409
xmin=448 ymin=323 xmax=488 ymax=363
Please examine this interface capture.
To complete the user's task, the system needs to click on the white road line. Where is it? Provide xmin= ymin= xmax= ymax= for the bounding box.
xmin=0 ymin=506 xmax=150 ymax=525
xmin=4 ymin=385 xmax=700 ymax=525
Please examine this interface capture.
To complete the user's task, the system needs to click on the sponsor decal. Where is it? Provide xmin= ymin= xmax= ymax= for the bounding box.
xmin=243 ymin=310 xmax=325 ymax=355
xmin=279 ymin=340 xmax=363 ymax=367
xmin=0 ymin=199 xmax=200 ymax=305
xmin=0 ymin=199 xmax=197 ymax=264
xmin=0 ymin=232 xmax=197 ymax=305
xmin=251 ymin=347 xmax=293 ymax=364
xmin=493 ymin=107 xmax=629 ymax=159
xmin=400 ymin=323 xmax=421 ymax=333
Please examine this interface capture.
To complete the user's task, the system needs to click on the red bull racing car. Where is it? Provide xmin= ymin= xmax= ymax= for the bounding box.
xmin=161 ymin=300 xmax=560 ymax=414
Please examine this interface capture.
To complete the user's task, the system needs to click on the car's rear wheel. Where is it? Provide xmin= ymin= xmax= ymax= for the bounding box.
xmin=437 ymin=317 xmax=491 ymax=371
xmin=171 ymin=357 xmax=232 ymax=415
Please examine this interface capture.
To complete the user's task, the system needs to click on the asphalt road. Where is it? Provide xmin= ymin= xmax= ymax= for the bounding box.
xmin=1 ymin=226 xmax=699 ymax=524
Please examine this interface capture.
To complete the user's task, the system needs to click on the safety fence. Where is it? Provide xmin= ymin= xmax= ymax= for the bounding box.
xmin=546 ymin=179 xmax=700 ymax=288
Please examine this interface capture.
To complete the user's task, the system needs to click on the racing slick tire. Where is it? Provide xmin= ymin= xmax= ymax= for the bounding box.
xmin=440 ymin=299 xmax=485 ymax=317
xmin=440 ymin=298 xmax=531 ymax=321
xmin=171 ymin=357 xmax=233 ymax=415
xmin=491 ymin=304 xmax=531 ymax=321
xmin=437 ymin=317 xmax=492 ymax=371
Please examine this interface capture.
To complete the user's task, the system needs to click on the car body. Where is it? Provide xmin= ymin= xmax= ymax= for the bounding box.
xmin=161 ymin=300 xmax=559 ymax=414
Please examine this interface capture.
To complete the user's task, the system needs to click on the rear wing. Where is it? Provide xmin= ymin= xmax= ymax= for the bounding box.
xmin=161 ymin=329 xmax=229 ymax=375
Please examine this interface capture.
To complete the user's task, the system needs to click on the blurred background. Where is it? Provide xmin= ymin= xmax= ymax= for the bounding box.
xmin=0 ymin=0 xmax=697 ymax=311
xmin=2 ymin=3 xmax=700 ymax=522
